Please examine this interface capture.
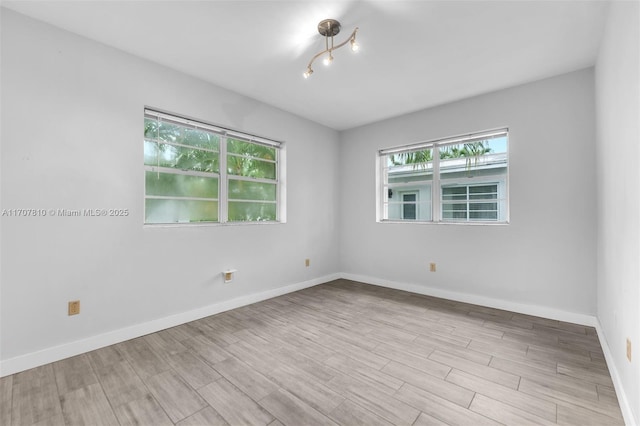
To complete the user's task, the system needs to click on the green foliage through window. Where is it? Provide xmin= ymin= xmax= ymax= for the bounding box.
xmin=144 ymin=110 xmax=282 ymax=224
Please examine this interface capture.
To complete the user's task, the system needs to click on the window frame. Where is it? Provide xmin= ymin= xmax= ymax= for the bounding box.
xmin=377 ymin=128 xmax=509 ymax=225
xmin=144 ymin=108 xmax=286 ymax=226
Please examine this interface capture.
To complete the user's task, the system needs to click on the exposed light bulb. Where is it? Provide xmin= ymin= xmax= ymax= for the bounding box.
xmin=303 ymin=68 xmax=313 ymax=79
xmin=350 ymin=38 xmax=360 ymax=52
xmin=323 ymin=53 xmax=333 ymax=66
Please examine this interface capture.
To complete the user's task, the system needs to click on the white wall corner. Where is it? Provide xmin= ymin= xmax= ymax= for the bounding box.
xmin=595 ymin=319 xmax=638 ymax=426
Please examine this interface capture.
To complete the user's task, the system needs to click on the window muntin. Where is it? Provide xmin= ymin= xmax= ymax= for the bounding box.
xmin=144 ymin=110 xmax=283 ymax=225
xmin=379 ymin=129 xmax=508 ymax=224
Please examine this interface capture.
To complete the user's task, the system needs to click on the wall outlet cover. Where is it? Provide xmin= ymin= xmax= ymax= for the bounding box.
xmin=68 ymin=300 xmax=80 ymax=316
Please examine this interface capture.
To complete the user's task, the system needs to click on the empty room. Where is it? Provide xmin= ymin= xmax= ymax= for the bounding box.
xmin=1 ymin=1 xmax=638 ymax=425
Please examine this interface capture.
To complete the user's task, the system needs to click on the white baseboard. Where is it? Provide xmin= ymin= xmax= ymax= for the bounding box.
xmin=0 ymin=273 xmax=340 ymax=377
xmin=340 ymin=272 xmax=597 ymax=326
xmin=594 ymin=319 xmax=638 ymax=426
xmin=2 ymin=271 xmax=636 ymax=426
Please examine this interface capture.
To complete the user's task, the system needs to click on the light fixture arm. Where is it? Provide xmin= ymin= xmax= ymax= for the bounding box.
xmin=306 ymin=27 xmax=359 ymax=71
xmin=303 ymin=19 xmax=359 ymax=78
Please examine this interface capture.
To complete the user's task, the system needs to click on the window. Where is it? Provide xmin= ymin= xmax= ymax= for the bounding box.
xmin=401 ymin=192 xmax=418 ymax=220
xmin=378 ymin=129 xmax=508 ymax=223
xmin=442 ymin=184 xmax=499 ymax=221
xmin=144 ymin=109 xmax=284 ymax=224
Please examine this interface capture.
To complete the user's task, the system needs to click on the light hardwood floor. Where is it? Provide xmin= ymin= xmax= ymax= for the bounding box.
xmin=0 ymin=279 xmax=624 ymax=425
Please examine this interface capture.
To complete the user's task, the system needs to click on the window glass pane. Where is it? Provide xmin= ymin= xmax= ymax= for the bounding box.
xmin=384 ymin=149 xmax=432 ymax=221
xmin=440 ymin=143 xmax=490 ymax=179
xmin=443 ymin=203 xmax=468 ymax=211
xmin=144 ymin=141 xmax=159 ymax=166
xmin=438 ymin=138 xmax=505 ymax=222
xmin=439 ymin=138 xmax=507 ymax=183
xmin=145 ymin=172 xmax=218 ymax=199
xmin=442 ymin=203 xmax=467 ymax=220
xmin=442 ymin=185 xmax=500 ymax=222
xmin=145 ymin=120 xmax=182 ymax=143
xmin=228 ymin=180 xmax=276 ymax=201
xmin=144 ymin=118 xmax=220 ymax=150
xmin=442 ymin=187 xmax=467 ymax=200
xmin=144 ymin=117 xmax=160 ymax=139
xmin=469 ymin=202 xmax=498 ymax=211
xmin=145 ymin=199 xmax=218 ymax=223
xmin=227 ymin=138 xmax=276 ymax=160
xmin=470 ymin=210 xmax=498 ymax=220
xmin=182 ymin=128 xmax=219 ymax=150
xmin=469 ymin=185 xmax=498 ymax=200
xmin=386 ymin=200 xmax=431 ymax=221
xmin=387 ymin=149 xmax=433 ymax=167
xmin=227 ymin=155 xmax=276 ymax=179
xmin=153 ymin=144 xmax=218 ymax=173
xmin=228 ymin=201 xmax=276 ymax=222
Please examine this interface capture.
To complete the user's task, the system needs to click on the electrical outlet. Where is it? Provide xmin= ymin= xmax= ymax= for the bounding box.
xmin=429 ymin=262 xmax=436 ymax=272
xmin=627 ymin=338 xmax=632 ymax=362
xmin=223 ymin=270 xmax=236 ymax=283
xmin=305 ymin=258 xmax=310 ymax=267
xmin=68 ymin=300 xmax=80 ymax=316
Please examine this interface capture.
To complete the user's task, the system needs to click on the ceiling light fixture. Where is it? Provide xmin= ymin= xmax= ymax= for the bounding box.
xmin=303 ymin=19 xmax=359 ymax=79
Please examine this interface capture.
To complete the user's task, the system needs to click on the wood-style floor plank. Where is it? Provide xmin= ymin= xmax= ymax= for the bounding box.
xmin=11 ymin=365 xmax=62 ymax=426
xmin=327 ymin=374 xmax=420 ymax=425
xmin=59 ymin=383 xmax=118 ymax=425
xmin=268 ymin=363 xmax=346 ymax=415
xmin=325 ymin=353 xmax=403 ymax=395
xmin=411 ymin=412 xmax=449 ymax=426
xmin=0 ymin=375 xmax=13 ymax=426
xmin=328 ymin=399 xmax=394 ymax=426
xmin=446 ymin=368 xmax=558 ymax=422
xmin=469 ymin=393 xmax=557 ymax=426
xmin=372 ymin=343 xmax=450 ymax=379
xmin=93 ymin=360 xmax=148 ymax=408
xmin=430 ymin=349 xmax=521 ymax=389
xmin=52 ymin=354 xmax=98 ymax=396
xmin=113 ymin=393 xmax=173 ymax=426
xmin=557 ymin=401 xmax=625 ymax=425
xmin=1 ymin=279 xmax=624 ymax=426
xmin=165 ymin=349 xmax=221 ymax=390
xmin=213 ymin=357 xmax=278 ymax=401
xmin=381 ymin=360 xmax=475 ymax=408
xmin=176 ymin=406 xmax=229 ymax=426
xmin=86 ymin=345 xmax=125 ymax=371
xmin=116 ymin=338 xmax=171 ymax=380
xmin=198 ymin=378 xmax=274 ymax=426
xmin=144 ymin=370 xmax=207 ymax=423
xmin=259 ymin=388 xmax=339 ymax=426
xmin=394 ymin=383 xmax=501 ymax=426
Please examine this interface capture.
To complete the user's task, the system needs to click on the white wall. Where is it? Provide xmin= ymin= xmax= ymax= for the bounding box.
xmin=339 ymin=69 xmax=597 ymax=318
xmin=595 ymin=1 xmax=640 ymax=424
xmin=0 ymin=9 xmax=340 ymax=371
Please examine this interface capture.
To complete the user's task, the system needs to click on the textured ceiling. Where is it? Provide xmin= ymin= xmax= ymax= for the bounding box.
xmin=2 ymin=0 xmax=609 ymax=130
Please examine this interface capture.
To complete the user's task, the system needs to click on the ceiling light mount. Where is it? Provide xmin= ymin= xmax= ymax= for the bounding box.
xmin=303 ymin=19 xmax=359 ymax=79
xmin=317 ymin=19 xmax=341 ymax=37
